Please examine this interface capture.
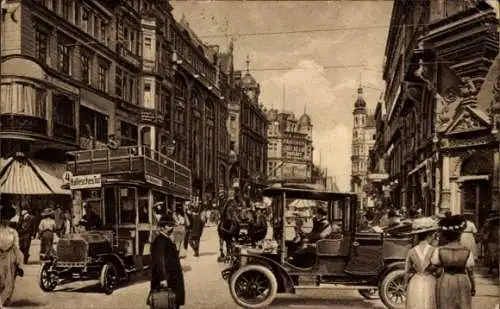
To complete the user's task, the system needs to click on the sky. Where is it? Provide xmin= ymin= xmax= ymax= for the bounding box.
xmin=170 ymin=1 xmax=394 ymax=191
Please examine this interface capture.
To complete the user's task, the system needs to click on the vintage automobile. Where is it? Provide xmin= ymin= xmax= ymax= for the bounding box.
xmin=38 ymin=230 xmax=137 ymax=294
xmin=222 ymin=185 xmax=412 ymax=309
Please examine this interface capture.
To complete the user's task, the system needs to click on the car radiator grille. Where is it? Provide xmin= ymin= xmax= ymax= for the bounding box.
xmin=57 ymin=239 xmax=88 ymax=263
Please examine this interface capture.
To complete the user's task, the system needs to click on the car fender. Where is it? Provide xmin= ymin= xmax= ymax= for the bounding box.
xmin=99 ymin=253 xmax=127 ymax=277
xmin=239 ymin=254 xmax=295 ymax=294
xmin=378 ymin=260 xmax=405 ymax=281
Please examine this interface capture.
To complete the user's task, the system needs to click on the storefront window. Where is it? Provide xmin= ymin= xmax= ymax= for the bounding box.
xmin=138 ymin=199 xmax=148 ymax=223
xmin=119 ymin=188 xmax=136 ymax=224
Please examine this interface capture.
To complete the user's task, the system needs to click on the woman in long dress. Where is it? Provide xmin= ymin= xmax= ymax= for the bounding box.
xmin=431 ymin=215 xmax=476 ymax=309
xmin=0 ymin=209 xmax=24 ymax=306
xmin=460 ymin=219 xmax=477 ymax=261
xmin=405 ymin=217 xmax=438 ymax=309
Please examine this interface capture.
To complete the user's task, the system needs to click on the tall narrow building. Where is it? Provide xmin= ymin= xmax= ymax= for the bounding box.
xmin=266 ymin=109 xmax=313 ymax=183
xmin=350 ymin=86 xmax=376 ymax=209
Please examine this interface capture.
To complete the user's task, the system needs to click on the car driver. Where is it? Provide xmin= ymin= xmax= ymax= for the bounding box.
xmin=287 ymin=205 xmax=334 ymax=268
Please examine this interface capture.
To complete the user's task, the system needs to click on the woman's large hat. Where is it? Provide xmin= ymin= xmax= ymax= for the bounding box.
xmin=153 ymin=201 xmax=164 ymax=210
xmin=41 ymin=208 xmax=54 ymax=217
xmin=410 ymin=217 xmax=439 ymax=234
xmin=439 ymin=215 xmax=466 ymax=232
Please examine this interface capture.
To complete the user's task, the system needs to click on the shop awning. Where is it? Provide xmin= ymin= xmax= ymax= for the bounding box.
xmin=0 ymin=157 xmax=70 ymax=195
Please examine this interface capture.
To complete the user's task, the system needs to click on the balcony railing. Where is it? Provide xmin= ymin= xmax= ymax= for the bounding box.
xmin=66 ymin=146 xmax=191 ymax=196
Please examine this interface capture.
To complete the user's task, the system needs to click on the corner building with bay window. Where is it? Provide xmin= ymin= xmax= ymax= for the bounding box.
xmin=0 ymin=0 xmax=230 ymax=217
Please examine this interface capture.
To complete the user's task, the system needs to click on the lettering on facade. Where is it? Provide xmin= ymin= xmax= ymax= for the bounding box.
xmin=70 ymin=174 xmax=102 ymax=189
xmin=145 ymin=175 xmax=163 ymax=187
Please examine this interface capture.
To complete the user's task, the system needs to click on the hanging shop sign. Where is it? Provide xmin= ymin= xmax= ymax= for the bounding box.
xmin=69 ymin=174 xmax=102 ymax=190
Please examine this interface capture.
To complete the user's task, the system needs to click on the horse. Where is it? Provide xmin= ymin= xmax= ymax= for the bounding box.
xmin=217 ymin=200 xmax=241 ymax=263
xmin=247 ymin=209 xmax=268 ymax=247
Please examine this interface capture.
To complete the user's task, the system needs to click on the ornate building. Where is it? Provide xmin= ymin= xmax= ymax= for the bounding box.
xmin=350 ymin=86 xmax=376 ymax=209
xmin=227 ymin=57 xmax=268 ymax=200
xmin=266 ymin=109 xmax=313 ymax=183
xmin=0 ymin=0 xmax=231 ymax=209
xmin=372 ymin=0 xmax=499 ymax=226
xmin=156 ymin=15 xmax=231 ymax=203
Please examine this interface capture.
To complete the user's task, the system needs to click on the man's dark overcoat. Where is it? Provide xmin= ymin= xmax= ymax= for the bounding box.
xmin=150 ymin=232 xmax=185 ymax=308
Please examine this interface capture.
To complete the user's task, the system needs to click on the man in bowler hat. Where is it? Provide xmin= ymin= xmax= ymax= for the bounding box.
xmin=150 ymin=213 xmax=185 ymax=309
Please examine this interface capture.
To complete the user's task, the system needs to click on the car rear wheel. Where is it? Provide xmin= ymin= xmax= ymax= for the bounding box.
xmin=358 ymin=288 xmax=379 ymax=299
xmin=229 ymin=264 xmax=278 ymax=309
xmin=39 ymin=262 xmax=58 ymax=292
xmin=100 ymin=263 xmax=118 ymax=295
xmin=379 ymin=269 xmax=406 ymax=309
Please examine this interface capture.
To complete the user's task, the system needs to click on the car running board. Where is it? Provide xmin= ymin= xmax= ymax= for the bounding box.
xmin=296 ymin=284 xmax=378 ymax=290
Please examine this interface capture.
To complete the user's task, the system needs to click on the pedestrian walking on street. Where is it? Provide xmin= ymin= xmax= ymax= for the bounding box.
xmin=18 ymin=208 xmax=35 ymax=265
xmin=431 ymin=215 xmax=476 ymax=309
xmin=148 ymin=214 xmax=185 ymax=309
xmin=460 ymin=219 xmax=478 ymax=261
xmin=38 ymin=208 xmax=56 ymax=261
xmin=0 ymin=206 xmax=24 ymax=307
xmin=404 ymin=217 xmax=439 ymax=309
xmin=183 ymin=202 xmax=192 ymax=254
xmin=53 ymin=205 xmax=64 ymax=236
xmin=188 ymin=204 xmax=205 ymax=257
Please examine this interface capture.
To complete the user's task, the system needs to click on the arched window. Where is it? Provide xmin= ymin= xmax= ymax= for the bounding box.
xmin=205 ymin=100 xmax=215 ymax=179
xmin=191 ymin=93 xmax=202 ymax=174
xmin=174 ymin=75 xmax=187 ymax=101
xmin=174 ymin=75 xmax=187 ymax=163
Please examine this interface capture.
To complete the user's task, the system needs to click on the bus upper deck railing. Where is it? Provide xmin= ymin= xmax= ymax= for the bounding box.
xmin=66 ymin=146 xmax=191 ymax=195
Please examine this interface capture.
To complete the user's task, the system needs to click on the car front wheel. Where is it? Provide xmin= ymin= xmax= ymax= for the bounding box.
xmin=379 ymin=269 xmax=406 ymax=309
xmin=100 ymin=263 xmax=118 ymax=295
xmin=229 ymin=264 xmax=278 ymax=309
xmin=39 ymin=262 xmax=58 ymax=292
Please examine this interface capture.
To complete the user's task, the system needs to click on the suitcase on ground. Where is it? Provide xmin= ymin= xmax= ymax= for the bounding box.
xmin=147 ymin=288 xmax=176 ymax=309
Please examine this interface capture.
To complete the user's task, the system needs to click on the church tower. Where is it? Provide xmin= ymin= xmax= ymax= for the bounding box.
xmin=351 ymin=85 xmax=368 ymax=209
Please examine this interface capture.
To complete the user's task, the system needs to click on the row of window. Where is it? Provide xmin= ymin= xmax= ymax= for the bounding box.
xmin=352 ymin=160 xmax=367 ymax=173
xmin=35 ymin=29 xmax=110 ymax=92
xmin=116 ymin=68 xmax=138 ymax=104
xmin=171 ymin=29 xmax=216 ymax=84
xmin=40 ymin=0 xmax=109 ymax=46
xmin=242 ymin=105 xmax=266 ymax=136
xmin=241 ymin=134 xmax=265 ymax=173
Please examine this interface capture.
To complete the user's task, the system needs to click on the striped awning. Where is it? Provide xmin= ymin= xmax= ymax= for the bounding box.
xmin=0 ymin=157 xmax=70 ymax=195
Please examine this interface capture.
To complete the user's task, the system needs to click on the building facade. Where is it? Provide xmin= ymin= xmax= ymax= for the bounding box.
xmin=266 ymin=109 xmax=313 ymax=183
xmin=227 ymin=62 xmax=268 ymax=200
xmin=370 ymin=0 xmax=499 ymax=226
xmin=350 ymin=86 xmax=376 ymax=209
xmin=0 ymin=0 xmax=230 ymax=209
